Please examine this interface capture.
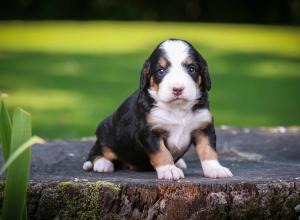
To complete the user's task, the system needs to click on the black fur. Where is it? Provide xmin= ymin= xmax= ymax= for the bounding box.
xmin=86 ymin=39 xmax=216 ymax=171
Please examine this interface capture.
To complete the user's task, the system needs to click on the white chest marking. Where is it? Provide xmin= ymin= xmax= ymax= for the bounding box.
xmin=148 ymin=106 xmax=211 ymax=159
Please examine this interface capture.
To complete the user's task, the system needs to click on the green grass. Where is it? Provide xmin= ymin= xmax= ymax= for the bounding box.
xmin=0 ymin=21 xmax=299 ymax=139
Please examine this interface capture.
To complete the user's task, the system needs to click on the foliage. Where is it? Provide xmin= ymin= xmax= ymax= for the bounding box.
xmin=0 ymin=94 xmax=11 ymax=163
xmin=0 ymin=0 xmax=299 ymax=25
xmin=0 ymin=94 xmax=43 ymax=220
xmin=0 ymin=22 xmax=299 ymax=139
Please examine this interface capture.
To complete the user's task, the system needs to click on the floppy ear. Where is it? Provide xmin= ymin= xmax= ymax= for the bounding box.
xmin=137 ymin=60 xmax=153 ymax=113
xmin=139 ymin=60 xmax=151 ymax=92
xmin=202 ymin=63 xmax=211 ymax=91
xmin=197 ymin=53 xmax=211 ymax=91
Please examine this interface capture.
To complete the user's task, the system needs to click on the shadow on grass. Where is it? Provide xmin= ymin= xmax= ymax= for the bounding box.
xmin=0 ymin=50 xmax=299 ymax=138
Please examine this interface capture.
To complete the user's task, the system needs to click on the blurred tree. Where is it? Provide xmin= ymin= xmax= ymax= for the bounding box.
xmin=0 ymin=0 xmax=299 ymax=24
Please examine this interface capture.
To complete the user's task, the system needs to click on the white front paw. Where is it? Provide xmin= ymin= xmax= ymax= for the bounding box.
xmin=175 ymin=158 xmax=187 ymax=169
xmin=156 ymin=164 xmax=185 ymax=180
xmin=201 ymin=160 xmax=233 ymax=178
xmin=93 ymin=157 xmax=114 ymax=173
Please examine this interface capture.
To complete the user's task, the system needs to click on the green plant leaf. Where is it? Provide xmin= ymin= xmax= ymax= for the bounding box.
xmin=0 ymin=94 xmax=12 ymax=163
xmin=22 ymin=205 xmax=27 ymax=220
xmin=0 ymin=98 xmax=1 ymax=143
xmin=0 ymin=136 xmax=44 ymax=176
xmin=2 ymin=108 xmax=32 ymax=220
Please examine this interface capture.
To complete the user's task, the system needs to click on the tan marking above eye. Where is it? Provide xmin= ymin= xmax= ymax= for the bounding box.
xmin=150 ymin=76 xmax=159 ymax=91
xmin=183 ymin=57 xmax=193 ymax=65
xmin=158 ymin=58 xmax=168 ymax=68
xmin=195 ymin=132 xmax=218 ymax=161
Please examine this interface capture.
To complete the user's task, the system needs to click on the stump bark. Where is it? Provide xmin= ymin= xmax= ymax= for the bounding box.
xmin=1 ymin=127 xmax=300 ymax=219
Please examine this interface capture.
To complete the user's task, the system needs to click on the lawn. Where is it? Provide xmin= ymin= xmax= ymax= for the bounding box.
xmin=0 ymin=21 xmax=299 ymax=139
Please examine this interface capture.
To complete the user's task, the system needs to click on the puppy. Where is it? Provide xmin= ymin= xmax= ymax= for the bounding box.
xmin=83 ymin=39 xmax=233 ymax=180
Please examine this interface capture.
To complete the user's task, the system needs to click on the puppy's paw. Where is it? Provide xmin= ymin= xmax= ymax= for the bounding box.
xmin=83 ymin=161 xmax=93 ymax=171
xmin=175 ymin=158 xmax=187 ymax=169
xmin=156 ymin=164 xmax=184 ymax=180
xmin=201 ymin=160 xmax=233 ymax=178
xmin=93 ymin=157 xmax=114 ymax=173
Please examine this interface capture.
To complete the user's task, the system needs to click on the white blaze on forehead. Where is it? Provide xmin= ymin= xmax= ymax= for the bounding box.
xmin=160 ymin=40 xmax=189 ymax=64
xmin=150 ymin=39 xmax=199 ymax=104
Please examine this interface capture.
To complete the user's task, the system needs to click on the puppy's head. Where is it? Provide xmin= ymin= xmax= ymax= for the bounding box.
xmin=140 ymin=39 xmax=211 ymax=105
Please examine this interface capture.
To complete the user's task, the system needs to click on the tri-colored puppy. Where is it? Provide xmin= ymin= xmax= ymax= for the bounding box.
xmin=83 ymin=39 xmax=233 ymax=180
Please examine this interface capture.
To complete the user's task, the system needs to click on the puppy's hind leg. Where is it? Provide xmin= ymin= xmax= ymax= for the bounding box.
xmin=83 ymin=140 xmax=116 ymax=173
xmin=83 ymin=140 xmax=102 ymax=171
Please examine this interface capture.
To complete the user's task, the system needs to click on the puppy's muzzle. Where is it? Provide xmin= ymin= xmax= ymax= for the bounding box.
xmin=172 ymin=86 xmax=184 ymax=97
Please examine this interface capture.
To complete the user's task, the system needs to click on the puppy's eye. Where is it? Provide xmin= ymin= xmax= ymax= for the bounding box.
xmin=158 ymin=69 xmax=165 ymax=75
xmin=188 ymin=66 xmax=196 ymax=73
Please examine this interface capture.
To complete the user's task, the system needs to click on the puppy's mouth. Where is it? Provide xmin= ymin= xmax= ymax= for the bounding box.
xmin=169 ymin=96 xmax=188 ymax=103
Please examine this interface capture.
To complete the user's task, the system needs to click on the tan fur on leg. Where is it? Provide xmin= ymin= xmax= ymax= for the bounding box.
xmin=149 ymin=139 xmax=184 ymax=180
xmin=195 ymin=132 xmax=233 ymax=178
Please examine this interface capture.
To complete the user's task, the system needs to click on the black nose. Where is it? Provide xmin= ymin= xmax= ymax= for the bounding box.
xmin=172 ymin=87 xmax=184 ymax=96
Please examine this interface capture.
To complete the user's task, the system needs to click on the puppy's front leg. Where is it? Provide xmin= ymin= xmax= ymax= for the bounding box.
xmin=149 ymin=139 xmax=184 ymax=180
xmin=195 ymin=125 xmax=233 ymax=178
